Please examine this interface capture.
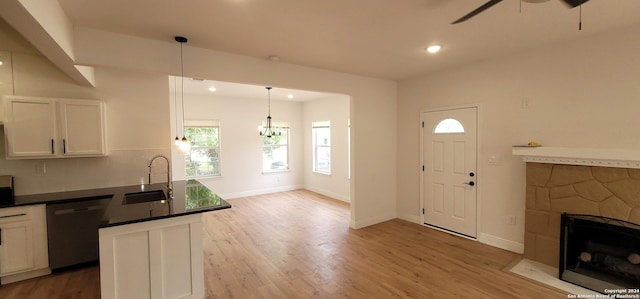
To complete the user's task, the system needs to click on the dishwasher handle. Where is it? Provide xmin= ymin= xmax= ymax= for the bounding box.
xmin=53 ymin=205 xmax=103 ymax=216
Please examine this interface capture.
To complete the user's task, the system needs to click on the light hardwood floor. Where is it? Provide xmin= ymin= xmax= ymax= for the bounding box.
xmin=0 ymin=189 xmax=567 ymax=298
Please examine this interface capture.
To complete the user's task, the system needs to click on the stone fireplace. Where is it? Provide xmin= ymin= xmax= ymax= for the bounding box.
xmin=512 ymin=147 xmax=640 ymax=268
xmin=524 ymin=162 xmax=640 ymax=267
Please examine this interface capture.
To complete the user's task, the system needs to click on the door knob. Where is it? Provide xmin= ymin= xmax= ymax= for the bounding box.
xmin=465 ymin=181 xmax=475 ymax=186
xmin=469 ymin=172 xmax=475 ymax=177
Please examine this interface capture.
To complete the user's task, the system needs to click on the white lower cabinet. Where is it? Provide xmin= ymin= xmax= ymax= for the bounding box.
xmin=99 ymin=214 xmax=204 ymax=299
xmin=0 ymin=204 xmax=50 ymax=284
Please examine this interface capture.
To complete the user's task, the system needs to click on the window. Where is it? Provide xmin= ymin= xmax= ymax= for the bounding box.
xmin=184 ymin=120 xmax=220 ymax=178
xmin=312 ymin=121 xmax=331 ymax=174
xmin=261 ymin=123 xmax=290 ymax=172
xmin=434 ymin=118 xmax=464 ymax=134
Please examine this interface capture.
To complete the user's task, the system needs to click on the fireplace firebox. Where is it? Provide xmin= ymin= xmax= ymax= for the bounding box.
xmin=560 ymin=213 xmax=640 ymax=293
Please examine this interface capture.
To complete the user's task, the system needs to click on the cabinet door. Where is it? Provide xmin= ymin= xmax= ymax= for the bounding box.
xmin=0 ymin=52 xmax=13 ymax=110
xmin=58 ymin=99 xmax=106 ymax=156
xmin=99 ymin=215 xmax=204 ymax=299
xmin=0 ymin=220 xmax=35 ymax=275
xmin=3 ymin=96 xmax=56 ymax=157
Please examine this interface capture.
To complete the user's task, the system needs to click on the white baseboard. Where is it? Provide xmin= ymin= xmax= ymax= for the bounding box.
xmin=1 ymin=268 xmax=51 ymax=284
xmin=303 ymin=186 xmax=350 ymax=203
xmin=221 ymin=184 xmax=303 ymax=199
xmin=350 ymin=214 xmax=395 ymax=229
xmin=479 ymin=233 xmax=524 ymax=254
xmin=397 ymin=214 xmax=421 ymax=224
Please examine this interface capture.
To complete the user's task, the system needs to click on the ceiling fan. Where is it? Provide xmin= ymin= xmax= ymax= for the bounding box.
xmin=452 ymin=0 xmax=590 ymax=24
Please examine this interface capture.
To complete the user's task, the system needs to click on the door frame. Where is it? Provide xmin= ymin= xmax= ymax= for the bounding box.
xmin=420 ymin=103 xmax=483 ymax=240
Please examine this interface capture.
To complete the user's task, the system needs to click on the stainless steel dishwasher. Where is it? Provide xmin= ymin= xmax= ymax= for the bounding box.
xmin=46 ymin=195 xmax=112 ymax=270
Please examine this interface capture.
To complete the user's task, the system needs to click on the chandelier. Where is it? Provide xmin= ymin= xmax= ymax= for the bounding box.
xmin=259 ymin=86 xmax=281 ymax=138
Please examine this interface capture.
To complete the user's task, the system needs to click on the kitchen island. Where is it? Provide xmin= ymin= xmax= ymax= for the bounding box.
xmin=13 ymin=180 xmax=231 ymax=227
xmin=8 ymin=180 xmax=230 ymax=298
xmin=98 ymin=180 xmax=230 ymax=299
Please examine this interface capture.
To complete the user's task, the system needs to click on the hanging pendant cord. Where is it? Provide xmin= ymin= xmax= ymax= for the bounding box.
xmin=519 ymin=0 xmax=522 ymax=13
xmin=268 ymin=87 xmax=271 ymax=117
xmin=180 ymin=39 xmax=186 ymax=139
xmin=174 ymin=76 xmax=179 ymax=139
xmin=578 ymin=5 xmax=582 ymax=31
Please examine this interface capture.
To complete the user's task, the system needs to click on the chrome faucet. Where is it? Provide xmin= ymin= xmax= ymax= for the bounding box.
xmin=148 ymin=154 xmax=173 ymax=198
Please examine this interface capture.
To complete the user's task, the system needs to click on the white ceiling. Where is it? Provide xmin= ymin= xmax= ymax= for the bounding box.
xmin=57 ymin=0 xmax=640 ymax=82
xmin=171 ymin=77 xmax=339 ymax=101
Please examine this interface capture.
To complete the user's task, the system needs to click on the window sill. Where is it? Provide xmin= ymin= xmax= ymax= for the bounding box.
xmin=187 ymin=175 xmax=223 ymax=181
xmin=262 ymin=169 xmax=290 ymax=175
xmin=312 ymin=171 xmax=331 ymax=176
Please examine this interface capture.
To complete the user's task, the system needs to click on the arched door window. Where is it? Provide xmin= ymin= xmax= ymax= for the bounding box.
xmin=433 ymin=118 xmax=464 ymax=134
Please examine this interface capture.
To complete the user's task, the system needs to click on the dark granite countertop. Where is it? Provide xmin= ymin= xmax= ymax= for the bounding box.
xmin=5 ymin=180 xmax=231 ymax=228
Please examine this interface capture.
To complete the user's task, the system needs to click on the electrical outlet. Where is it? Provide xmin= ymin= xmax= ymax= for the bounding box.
xmin=508 ymin=215 xmax=517 ymax=226
xmin=521 ymin=98 xmax=530 ymax=109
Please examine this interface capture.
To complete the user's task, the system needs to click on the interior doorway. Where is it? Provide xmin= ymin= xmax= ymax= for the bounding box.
xmin=168 ymin=78 xmax=351 ymax=204
xmin=421 ymin=106 xmax=478 ymax=238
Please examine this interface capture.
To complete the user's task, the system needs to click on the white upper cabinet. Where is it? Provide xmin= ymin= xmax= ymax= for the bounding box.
xmin=2 ymin=96 xmax=106 ymax=159
xmin=0 ymin=51 xmax=14 ymax=123
xmin=58 ymin=99 xmax=106 ymax=156
xmin=3 ymin=97 xmax=57 ymax=157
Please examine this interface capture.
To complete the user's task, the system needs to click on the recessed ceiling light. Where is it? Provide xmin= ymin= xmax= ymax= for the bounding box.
xmin=426 ymin=45 xmax=442 ymax=54
xmin=208 ymin=86 xmax=217 ymax=92
xmin=0 ymin=60 xmax=4 ymax=66
xmin=287 ymin=94 xmax=294 ymax=99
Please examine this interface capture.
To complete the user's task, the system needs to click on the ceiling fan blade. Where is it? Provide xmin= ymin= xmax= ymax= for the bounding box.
xmin=452 ymin=0 xmax=503 ymax=24
xmin=560 ymin=0 xmax=590 ymax=7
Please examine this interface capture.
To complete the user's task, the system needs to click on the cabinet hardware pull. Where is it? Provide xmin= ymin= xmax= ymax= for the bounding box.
xmin=51 ymin=139 xmax=55 ymax=154
xmin=63 ymin=139 xmax=66 ymax=154
xmin=0 ymin=213 xmax=27 ymax=219
xmin=0 ymin=227 xmax=2 ymax=245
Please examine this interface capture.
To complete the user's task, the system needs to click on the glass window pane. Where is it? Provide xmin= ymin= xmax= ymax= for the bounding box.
xmin=184 ymin=125 xmax=221 ymax=178
xmin=434 ymin=118 xmax=464 ymax=134
xmin=186 ymin=127 xmax=219 ymax=146
xmin=316 ymin=146 xmax=331 ymax=173
xmin=262 ymin=128 xmax=289 ymax=172
xmin=312 ymin=122 xmax=331 ymax=174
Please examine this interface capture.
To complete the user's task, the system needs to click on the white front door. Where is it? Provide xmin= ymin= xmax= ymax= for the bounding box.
xmin=421 ymin=107 xmax=477 ymax=238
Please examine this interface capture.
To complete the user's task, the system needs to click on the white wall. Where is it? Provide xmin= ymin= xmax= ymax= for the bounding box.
xmin=180 ymin=93 xmax=304 ymax=198
xmin=9 ymin=25 xmax=397 ymax=229
xmin=303 ymin=95 xmax=350 ymax=202
xmin=396 ymin=23 xmax=640 ymax=252
xmin=0 ymin=21 xmax=171 ymax=195
xmin=179 ymin=90 xmax=351 ymax=202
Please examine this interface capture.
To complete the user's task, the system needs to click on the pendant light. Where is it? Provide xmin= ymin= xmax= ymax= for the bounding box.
xmin=175 ymin=36 xmax=191 ymax=153
xmin=259 ymin=87 xmax=281 ymax=138
xmin=173 ymin=72 xmax=180 ymax=146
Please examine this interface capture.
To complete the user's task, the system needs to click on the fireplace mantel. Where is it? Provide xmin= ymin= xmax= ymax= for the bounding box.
xmin=512 ymin=146 xmax=640 ymax=169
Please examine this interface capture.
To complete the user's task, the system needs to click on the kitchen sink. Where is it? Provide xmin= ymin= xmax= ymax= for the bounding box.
xmin=122 ymin=190 xmax=167 ymax=205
